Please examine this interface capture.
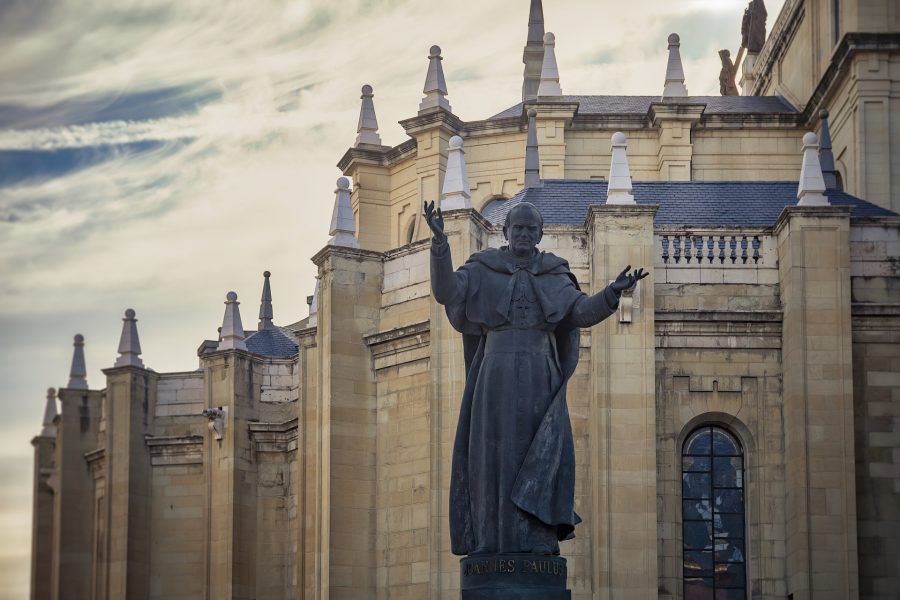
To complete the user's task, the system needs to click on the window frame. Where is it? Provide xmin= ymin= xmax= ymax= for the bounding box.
xmin=680 ymin=424 xmax=749 ymax=600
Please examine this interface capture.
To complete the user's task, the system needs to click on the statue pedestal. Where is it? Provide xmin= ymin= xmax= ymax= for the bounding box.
xmin=740 ymin=52 xmax=758 ymax=95
xmin=460 ymin=554 xmax=571 ymax=599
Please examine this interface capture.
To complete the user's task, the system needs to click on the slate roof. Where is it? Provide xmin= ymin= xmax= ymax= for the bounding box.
xmin=487 ymin=180 xmax=896 ymax=228
xmin=244 ymin=326 xmax=299 ymax=358
xmin=489 ymin=95 xmax=797 ymax=120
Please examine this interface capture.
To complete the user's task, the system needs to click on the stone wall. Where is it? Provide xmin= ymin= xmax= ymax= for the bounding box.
xmin=34 ymin=212 xmax=900 ymax=599
xmin=752 ymin=0 xmax=900 ymax=212
xmin=148 ymin=463 xmax=205 ymax=599
xmin=850 ymin=221 xmax=900 ymax=599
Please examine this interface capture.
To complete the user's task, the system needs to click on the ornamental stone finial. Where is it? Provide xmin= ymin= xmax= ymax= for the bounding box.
xmin=818 ymin=110 xmax=838 ymax=190
xmin=797 ymin=132 xmax=830 ymax=206
xmin=537 ymin=32 xmax=562 ymax=97
xmin=258 ymin=271 xmax=274 ymax=330
xmin=441 ymin=136 xmax=472 ymax=210
xmin=328 ymin=177 xmax=359 ymax=248
xmin=40 ymin=387 xmax=57 ymax=437
xmin=662 ymin=33 xmax=688 ymax=98
xmin=521 ymin=0 xmax=545 ymax=101
xmin=114 ymin=308 xmax=144 ymax=368
xmin=607 ymin=132 xmax=635 ymax=205
xmin=419 ymin=45 xmax=451 ymax=113
xmin=218 ymin=291 xmax=248 ymax=351
xmin=355 ymin=84 xmax=382 ymax=146
xmin=67 ymin=334 xmax=88 ymax=390
xmin=524 ymin=109 xmax=541 ymax=188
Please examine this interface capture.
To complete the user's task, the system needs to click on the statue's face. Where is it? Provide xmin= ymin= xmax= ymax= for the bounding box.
xmin=504 ymin=208 xmax=543 ymax=258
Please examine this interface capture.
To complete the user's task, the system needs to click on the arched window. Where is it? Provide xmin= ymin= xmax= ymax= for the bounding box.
xmin=682 ymin=426 xmax=746 ymax=599
xmin=480 ymin=197 xmax=507 ymax=219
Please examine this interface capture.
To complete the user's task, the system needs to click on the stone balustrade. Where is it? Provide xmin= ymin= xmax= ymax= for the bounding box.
xmin=654 ymin=230 xmax=777 ymax=284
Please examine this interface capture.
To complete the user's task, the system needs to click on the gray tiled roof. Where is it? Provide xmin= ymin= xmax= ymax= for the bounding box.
xmin=487 ymin=180 xmax=896 ymax=228
xmin=489 ymin=95 xmax=797 ymax=119
xmin=244 ymin=326 xmax=299 ymax=358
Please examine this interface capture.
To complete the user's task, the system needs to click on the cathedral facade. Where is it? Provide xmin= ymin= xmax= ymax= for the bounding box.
xmin=30 ymin=1 xmax=900 ymax=599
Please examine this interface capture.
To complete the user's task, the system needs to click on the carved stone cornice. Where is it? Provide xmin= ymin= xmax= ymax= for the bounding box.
xmin=336 ymin=144 xmax=393 ymax=172
xmin=310 ymin=244 xmax=384 ymax=268
xmin=84 ymin=447 xmax=105 ymax=474
xmin=585 ymin=204 xmax=659 ymax=230
xmin=387 ymin=139 xmax=418 ymax=162
xmin=569 ymin=114 xmax=651 ymax=130
xmin=399 ymin=108 xmax=465 ymax=137
xmin=144 ymin=435 xmax=204 ymax=466
xmin=773 ymin=205 xmax=852 ymax=235
xmin=293 ymin=327 xmax=317 ymax=348
xmin=529 ymin=100 xmax=580 ymax=122
xmin=800 ymin=33 xmax=900 ymax=120
xmin=248 ymin=419 xmax=299 ymax=453
xmin=364 ymin=321 xmax=430 ymax=372
xmin=462 ymin=116 xmax=525 ymax=137
xmin=695 ymin=112 xmax=802 ymax=128
xmin=337 ymin=138 xmax=418 ymax=172
xmin=384 ymin=238 xmax=430 ymax=260
xmin=649 ymin=102 xmax=706 ymax=125
xmin=441 ymin=207 xmax=493 ymax=232
xmin=655 ymin=310 xmax=783 ymax=349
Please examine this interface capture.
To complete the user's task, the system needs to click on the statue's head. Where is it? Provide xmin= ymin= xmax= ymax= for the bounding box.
xmin=503 ymin=202 xmax=544 ymax=258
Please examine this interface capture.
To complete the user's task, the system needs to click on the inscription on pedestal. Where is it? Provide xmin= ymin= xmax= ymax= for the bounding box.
xmin=460 ymin=554 xmax=571 ymax=600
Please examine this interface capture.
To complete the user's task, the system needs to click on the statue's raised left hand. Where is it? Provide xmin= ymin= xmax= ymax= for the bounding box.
xmin=610 ymin=265 xmax=649 ymax=295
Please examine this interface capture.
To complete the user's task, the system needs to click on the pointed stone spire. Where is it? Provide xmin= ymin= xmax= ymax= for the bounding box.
xmin=818 ymin=109 xmax=838 ymax=189
xmin=524 ymin=109 xmax=541 ymax=188
xmin=537 ymin=32 xmax=562 ymax=97
xmin=114 ymin=309 xmax=144 ymax=368
xmin=40 ymin=387 xmax=58 ymax=437
xmin=218 ymin=291 xmax=247 ymax=351
xmin=308 ymin=280 xmax=319 ymax=328
xmin=328 ymin=177 xmax=359 ymax=248
xmin=441 ymin=136 xmax=471 ymax=210
xmin=67 ymin=334 xmax=88 ymax=390
xmin=607 ymin=132 xmax=636 ymax=205
xmin=258 ymin=271 xmax=274 ymax=330
xmin=662 ymin=33 xmax=689 ymax=98
xmin=355 ymin=84 xmax=382 ymax=147
xmin=521 ymin=0 xmax=545 ymax=102
xmin=419 ymin=45 xmax=451 ymax=113
xmin=797 ymin=132 xmax=830 ymax=206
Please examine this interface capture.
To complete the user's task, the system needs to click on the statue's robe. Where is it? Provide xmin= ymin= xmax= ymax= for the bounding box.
xmin=431 ymin=242 xmax=619 ymax=555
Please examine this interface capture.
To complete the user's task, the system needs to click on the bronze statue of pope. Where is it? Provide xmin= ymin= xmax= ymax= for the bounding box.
xmin=425 ymin=200 xmax=648 ymax=556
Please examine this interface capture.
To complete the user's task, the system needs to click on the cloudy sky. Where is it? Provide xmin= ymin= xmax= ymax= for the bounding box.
xmin=0 ymin=0 xmax=784 ymax=595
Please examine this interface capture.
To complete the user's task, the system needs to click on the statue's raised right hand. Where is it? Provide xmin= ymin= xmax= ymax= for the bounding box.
xmin=424 ymin=200 xmax=446 ymax=243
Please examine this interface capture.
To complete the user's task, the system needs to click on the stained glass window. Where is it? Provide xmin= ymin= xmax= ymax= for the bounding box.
xmin=682 ymin=426 xmax=746 ymax=600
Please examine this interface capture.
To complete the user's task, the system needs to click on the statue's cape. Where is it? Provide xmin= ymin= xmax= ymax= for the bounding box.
xmin=445 ymin=248 xmax=583 ymax=555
